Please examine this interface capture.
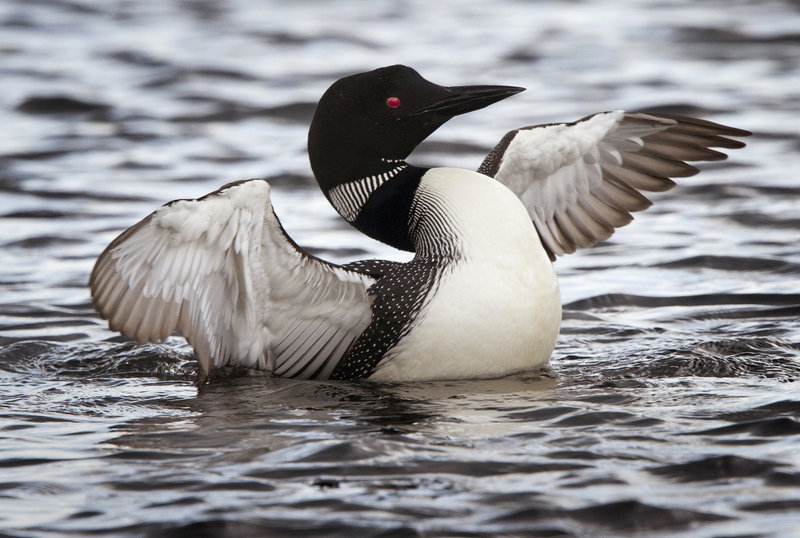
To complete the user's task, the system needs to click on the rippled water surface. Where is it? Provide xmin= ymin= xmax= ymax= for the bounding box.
xmin=2 ymin=0 xmax=800 ymax=536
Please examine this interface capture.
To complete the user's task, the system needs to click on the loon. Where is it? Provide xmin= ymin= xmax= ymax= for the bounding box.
xmin=90 ymin=65 xmax=750 ymax=382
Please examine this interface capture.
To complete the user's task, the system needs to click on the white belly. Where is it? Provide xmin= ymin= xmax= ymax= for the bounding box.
xmin=370 ymin=260 xmax=560 ymax=382
xmin=368 ymin=167 xmax=561 ymax=382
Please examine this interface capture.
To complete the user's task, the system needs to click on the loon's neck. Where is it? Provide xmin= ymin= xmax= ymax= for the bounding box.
xmin=316 ymin=157 xmax=430 ymax=253
xmin=324 ymin=158 xmax=411 ymax=222
xmin=314 ymin=160 xmax=549 ymax=265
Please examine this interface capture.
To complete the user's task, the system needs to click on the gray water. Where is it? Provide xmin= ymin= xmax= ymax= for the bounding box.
xmin=1 ymin=0 xmax=800 ymax=536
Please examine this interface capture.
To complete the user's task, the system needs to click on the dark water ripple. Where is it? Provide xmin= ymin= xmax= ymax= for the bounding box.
xmin=1 ymin=0 xmax=800 ymax=536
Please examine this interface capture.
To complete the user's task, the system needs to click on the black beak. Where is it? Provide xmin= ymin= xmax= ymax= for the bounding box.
xmin=411 ymin=84 xmax=525 ymax=117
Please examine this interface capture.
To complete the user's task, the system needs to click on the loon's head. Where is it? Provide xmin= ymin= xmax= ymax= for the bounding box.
xmin=307 ymin=65 xmax=523 ymax=252
xmin=308 ymin=65 xmax=524 ymax=195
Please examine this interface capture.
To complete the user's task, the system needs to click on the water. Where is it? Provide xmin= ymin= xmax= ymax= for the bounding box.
xmin=1 ymin=0 xmax=799 ymax=535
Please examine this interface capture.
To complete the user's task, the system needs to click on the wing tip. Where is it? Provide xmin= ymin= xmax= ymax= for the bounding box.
xmin=638 ymin=111 xmax=752 ymax=141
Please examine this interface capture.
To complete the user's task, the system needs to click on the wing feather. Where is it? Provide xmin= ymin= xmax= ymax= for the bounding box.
xmin=274 ymin=319 xmax=331 ymax=377
xmin=316 ymin=336 xmax=356 ymax=380
xmin=90 ymin=179 xmax=375 ymax=380
xmin=288 ymin=325 xmax=341 ymax=379
xmin=298 ymin=327 xmax=354 ymax=379
xmin=481 ymin=111 xmax=750 ymax=259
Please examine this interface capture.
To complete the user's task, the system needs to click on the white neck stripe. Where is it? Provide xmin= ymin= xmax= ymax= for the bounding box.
xmin=329 ymin=163 xmax=408 ymax=222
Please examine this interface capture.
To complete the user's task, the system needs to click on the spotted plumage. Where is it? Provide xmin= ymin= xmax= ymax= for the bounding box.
xmin=90 ymin=65 xmax=750 ymax=382
xmin=332 ymin=258 xmax=443 ymax=379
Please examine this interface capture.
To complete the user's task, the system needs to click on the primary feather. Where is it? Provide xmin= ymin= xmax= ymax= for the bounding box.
xmin=479 ymin=111 xmax=750 ymax=260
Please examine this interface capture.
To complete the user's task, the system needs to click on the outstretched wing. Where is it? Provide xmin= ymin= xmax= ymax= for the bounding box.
xmin=90 ymin=179 xmax=375 ymax=380
xmin=478 ymin=111 xmax=751 ymax=260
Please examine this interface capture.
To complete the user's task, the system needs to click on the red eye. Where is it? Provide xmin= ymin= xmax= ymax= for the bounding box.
xmin=386 ymin=97 xmax=401 ymax=109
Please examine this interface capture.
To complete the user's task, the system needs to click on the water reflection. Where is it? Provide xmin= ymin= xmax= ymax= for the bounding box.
xmin=1 ymin=0 xmax=800 ymax=535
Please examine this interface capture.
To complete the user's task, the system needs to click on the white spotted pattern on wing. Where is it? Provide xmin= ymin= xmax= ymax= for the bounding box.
xmin=90 ymin=179 xmax=375 ymax=379
xmin=330 ymin=258 xmax=439 ymax=379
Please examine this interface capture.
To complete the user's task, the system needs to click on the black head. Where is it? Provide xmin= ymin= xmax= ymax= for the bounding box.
xmin=307 ymin=65 xmax=523 ymax=252
xmin=308 ymin=65 xmax=524 ymax=194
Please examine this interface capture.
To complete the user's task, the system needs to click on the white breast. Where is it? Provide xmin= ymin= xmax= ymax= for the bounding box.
xmin=369 ymin=168 xmax=561 ymax=382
